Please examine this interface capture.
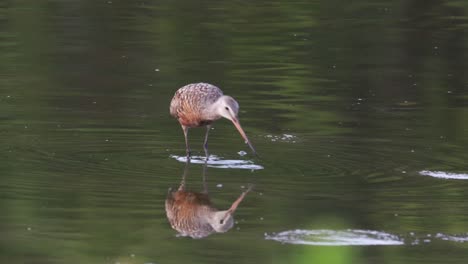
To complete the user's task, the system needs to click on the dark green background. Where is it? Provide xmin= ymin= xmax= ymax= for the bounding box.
xmin=1 ymin=0 xmax=468 ymax=263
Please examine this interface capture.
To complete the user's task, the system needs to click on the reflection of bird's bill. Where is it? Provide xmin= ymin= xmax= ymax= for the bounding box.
xmin=231 ymin=118 xmax=257 ymax=155
xmin=224 ymin=185 xmax=253 ymax=218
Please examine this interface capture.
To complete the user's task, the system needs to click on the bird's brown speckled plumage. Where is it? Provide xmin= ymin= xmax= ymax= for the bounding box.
xmin=170 ymin=83 xmax=223 ymax=127
xmin=169 ymin=82 xmax=256 ymax=156
xmin=165 ymin=189 xmax=217 ymax=238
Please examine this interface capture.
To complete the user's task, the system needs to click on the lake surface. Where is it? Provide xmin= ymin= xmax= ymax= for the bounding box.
xmin=1 ymin=0 xmax=468 ymax=263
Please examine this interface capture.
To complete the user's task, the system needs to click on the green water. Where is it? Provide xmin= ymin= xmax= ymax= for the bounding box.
xmin=1 ymin=0 xmax=468 ymax=263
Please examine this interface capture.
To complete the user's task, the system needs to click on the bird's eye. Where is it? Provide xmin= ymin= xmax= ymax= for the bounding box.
xmin=225 ymin=107 xmax=229 ymax=110
xmin=220 ymin=219 xmax=224 ymax=224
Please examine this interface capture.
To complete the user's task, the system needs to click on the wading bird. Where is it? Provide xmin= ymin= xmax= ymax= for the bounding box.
xmin=165 ymin=160 xmax=252 ymax=238
xmin=170 ymin=82 xmax=256 ymax=157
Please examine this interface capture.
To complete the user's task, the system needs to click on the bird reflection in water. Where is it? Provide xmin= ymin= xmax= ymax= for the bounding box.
xmin=165 ymin=158 xmax=252 ymax=239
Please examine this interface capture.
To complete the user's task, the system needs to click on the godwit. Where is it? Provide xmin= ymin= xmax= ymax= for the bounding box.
xmin=170 ymin=82 xmax=256 ymax=156
xmin=165 ymin=160 xmax=252 ymax=238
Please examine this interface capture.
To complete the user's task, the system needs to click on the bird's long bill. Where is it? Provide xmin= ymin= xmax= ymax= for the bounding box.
xmin=224 ymin=186 xmax=253 ymax=218
xmin=231 ymin=117 xmax=257 ymax=155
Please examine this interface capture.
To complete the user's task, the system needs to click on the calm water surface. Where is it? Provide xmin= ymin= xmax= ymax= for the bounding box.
xmin=1 ymin=0 xmax=468 ymax=263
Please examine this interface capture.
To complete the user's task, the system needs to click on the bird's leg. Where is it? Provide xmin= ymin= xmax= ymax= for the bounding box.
xmin=178 ymin=157 xmax=191 ymax=191
xmin=202 ymin=158 xmax=208 ymax=194
xmin=203 ymin=125 xmax=211 ymax=159
xmin=182 ymin=125 xmax=191 ymax=157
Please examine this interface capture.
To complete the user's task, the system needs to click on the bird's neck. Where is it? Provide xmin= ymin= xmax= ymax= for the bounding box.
xmin=204 ymin=99 xmax=223 ymax=121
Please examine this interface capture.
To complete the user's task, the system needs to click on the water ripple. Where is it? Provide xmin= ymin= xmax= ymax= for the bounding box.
xmin=170 ymin=155 xmax=264 ymax=170
xmin=266 ymin=230 xmax=468 ymax=246
xmin=435 ymin=233 xmax=468 ymax=243
xmin=419 ymin=170 xmax=468 ymax=180
xmin=265 ymin=229 xmax=404 ymax=246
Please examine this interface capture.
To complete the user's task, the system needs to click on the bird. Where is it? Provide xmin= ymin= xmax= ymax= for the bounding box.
xmin=170 ymin=82 xmax=256 ymax=157
xmin=165 ymin=160 xmax=252 ymax=238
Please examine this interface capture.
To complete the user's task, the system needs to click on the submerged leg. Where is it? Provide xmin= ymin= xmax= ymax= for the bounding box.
xmin=202 ymin=158 xmax=208 ymax=194
xmin=178 ymin=157 xmax=191 ymax=191
xmin=182 ymin=125 xmax=191 ymax=157
xmin=203 ymin=125 xmax=211 ymax=159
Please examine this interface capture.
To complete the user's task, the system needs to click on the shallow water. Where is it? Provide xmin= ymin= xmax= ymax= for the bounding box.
xmin=1 ymin=0 xmax=468 ymax=263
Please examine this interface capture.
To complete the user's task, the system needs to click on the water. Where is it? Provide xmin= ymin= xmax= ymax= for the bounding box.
xmin=1 ymin=0 xmax=468 ymax=263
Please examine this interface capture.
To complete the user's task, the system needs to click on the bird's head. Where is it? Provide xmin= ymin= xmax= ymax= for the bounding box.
xmin=209 ymin=185 xmax=252 ymax=233
xmin=215 ymin=96 xmax=256 ymax=155
xmin=217 ymin=96 xmax=239 ymax=121
xmin=211 ymin=210 xmax=235 ymax=233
